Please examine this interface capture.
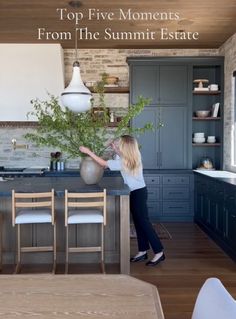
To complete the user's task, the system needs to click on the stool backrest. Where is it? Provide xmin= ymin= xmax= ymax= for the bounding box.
xmin=65 ymin=189 xmax=107 ymax=226
xmin=12 ymin=189 xmax=55 ymax=226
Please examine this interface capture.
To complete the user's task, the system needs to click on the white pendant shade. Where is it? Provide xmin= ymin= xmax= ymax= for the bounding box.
xmin=61 ymin=61 xmax=92 ymax=112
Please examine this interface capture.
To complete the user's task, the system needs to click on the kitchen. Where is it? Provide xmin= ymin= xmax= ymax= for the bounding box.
xmin=0 ymin=1 xmax=236 ymax=319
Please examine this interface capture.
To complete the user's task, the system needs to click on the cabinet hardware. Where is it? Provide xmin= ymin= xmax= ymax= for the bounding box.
xmin=169 ymin=206 xmax=183 ymax=209
xmin=160 ymin=152 xmax=162 ymax=167
xmin=157 ymin=152 xmax=159 ymax=167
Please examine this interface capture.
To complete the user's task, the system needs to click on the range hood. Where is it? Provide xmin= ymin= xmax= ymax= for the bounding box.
xmin=0 ymin=44 xmax=64 ymax=121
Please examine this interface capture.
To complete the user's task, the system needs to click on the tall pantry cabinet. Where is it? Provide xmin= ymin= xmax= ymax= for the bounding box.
xmin=128 ymin=59 xmax=191 ymax=169
xmin=127 ymin=57 xmax=224 ymax=222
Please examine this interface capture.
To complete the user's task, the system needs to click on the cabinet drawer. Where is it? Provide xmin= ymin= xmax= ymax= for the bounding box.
xmin=163 ymin=201 xmax=190 ymax=215
xmin=147 ymin=202 xmax=162 ymax=216
xmin=145 ymin=176 xmax=160 ymax=185
xmin=147 ymin=188 xmax=161 ymax=201
xmin=163 ymin=187 xmax=189 ymax=200
xmin=163 ymin=176 xmax=190 ymax=185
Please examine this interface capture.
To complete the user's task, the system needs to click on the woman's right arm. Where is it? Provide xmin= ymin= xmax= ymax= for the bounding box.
xmin=79 ymin=146 xmax=108 ymax=168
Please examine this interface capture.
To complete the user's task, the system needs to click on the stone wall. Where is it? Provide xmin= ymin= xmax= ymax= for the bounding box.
xmin=219 ymin=34 xmax=236 ymax=171
xmin=0 ymin=48 xmax=220 ymax=168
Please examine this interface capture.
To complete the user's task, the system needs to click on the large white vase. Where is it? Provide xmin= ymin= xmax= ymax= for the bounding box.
xmin=80 ymin=156 xmax=104 ymax=185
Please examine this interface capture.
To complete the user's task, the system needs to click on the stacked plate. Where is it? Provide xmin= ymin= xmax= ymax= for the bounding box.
xmin=193 ymin=132 xmax=205 ymax=143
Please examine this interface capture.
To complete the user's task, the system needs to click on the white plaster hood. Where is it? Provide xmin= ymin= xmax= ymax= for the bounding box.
xmin=0 ymin=44 xmax=64 ymax=121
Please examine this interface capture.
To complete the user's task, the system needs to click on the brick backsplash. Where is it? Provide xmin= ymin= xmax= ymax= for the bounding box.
xmin=0 ymin=47 xmax=224 ymax=168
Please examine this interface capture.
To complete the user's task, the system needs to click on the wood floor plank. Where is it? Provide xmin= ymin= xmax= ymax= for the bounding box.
xmin=131 ymin=222 xmax=236 ymax=319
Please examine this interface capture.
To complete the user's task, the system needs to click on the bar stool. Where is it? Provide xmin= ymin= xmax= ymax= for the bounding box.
xmin=65 ymin=189 xmax=106 ymax=274
xmin=12 ymin=189 xmax=56 ymax=274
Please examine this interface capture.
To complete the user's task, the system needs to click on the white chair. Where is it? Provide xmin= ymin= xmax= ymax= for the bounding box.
xmin=192 ymin=277 xmax=236 ymax=319
xmin=65 ymin=189 xmax=106 ymax=274
xmin=12 ymin=190 xmax=56 ymax=274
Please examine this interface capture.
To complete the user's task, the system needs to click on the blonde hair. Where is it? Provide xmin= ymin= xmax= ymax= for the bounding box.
xmin=118 ymin=135 xmax=142 ymax=176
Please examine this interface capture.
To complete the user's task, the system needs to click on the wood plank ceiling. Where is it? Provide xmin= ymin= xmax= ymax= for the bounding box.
xmin=0 ymin=0 xmax=236 ymax=49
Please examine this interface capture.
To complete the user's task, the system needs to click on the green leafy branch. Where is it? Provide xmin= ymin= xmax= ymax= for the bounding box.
xmin=25 ymin=77 xmax=161 ymax=159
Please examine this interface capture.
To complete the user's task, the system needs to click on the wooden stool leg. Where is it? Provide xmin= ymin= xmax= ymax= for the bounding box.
xmin=52 ymin=222 xmax=56 ymax=274
xmin=101 ymin=224 xmax=105 ymax=274
xmin=65 ymin=225 xmax=69 ymax=274
xmin=15 ymin=224 xmax=21 ymax=274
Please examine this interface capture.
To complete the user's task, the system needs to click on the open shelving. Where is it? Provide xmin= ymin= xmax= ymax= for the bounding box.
xmin=192 ymin=61 xmax=224 ymax=170
xmin=89 ymin=86 xmax=129 ymax=94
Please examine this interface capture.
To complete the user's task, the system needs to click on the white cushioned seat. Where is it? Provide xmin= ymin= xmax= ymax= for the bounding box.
xmin=68 ymin=209 xmax=104 ymax=224
xmin=15 ymin=209 xmax=52 ymax=224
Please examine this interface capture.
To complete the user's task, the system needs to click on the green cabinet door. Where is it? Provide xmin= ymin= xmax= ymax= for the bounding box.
xmin=133 ymin=106 xmax=187 ymax=169
xmin=131 ymin=65 xmax=159 ymax=105
xmin=132 ymin=107 xmax=159 ymax=169
xmin=159 ymin=107 xmax=188 ymax=169
xmin=159 ymin=65 xmax=188 ymax=105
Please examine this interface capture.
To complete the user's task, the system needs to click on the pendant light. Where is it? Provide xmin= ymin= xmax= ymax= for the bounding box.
xmin=61 ymin=28 xmax=92 ymax=112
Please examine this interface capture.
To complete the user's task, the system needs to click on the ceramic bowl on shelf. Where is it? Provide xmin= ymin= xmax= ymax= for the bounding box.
xmin=193 ymin=137 xmax=206 ymax=144
xmin=195 ymin=110 xmax=211 ymax=118
xmin=208 ymin=84 xmax=219 ymax=91
xmin=194 ymin=132 xmax=205 ymax=138
xmin=207 ymin=136 xmax=216 ymax=143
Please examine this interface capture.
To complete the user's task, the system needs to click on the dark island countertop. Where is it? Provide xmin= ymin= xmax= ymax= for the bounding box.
xmin=0 ymin=176 xmax=130 ymax=197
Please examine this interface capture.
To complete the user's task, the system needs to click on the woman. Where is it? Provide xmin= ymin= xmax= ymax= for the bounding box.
xmin=79 ymin=135 xmax=165 ymax=266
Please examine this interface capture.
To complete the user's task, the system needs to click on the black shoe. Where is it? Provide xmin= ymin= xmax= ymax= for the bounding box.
xmin=146 ymin=253 xmax=165 ymax=266
xmin=130 ymin=253 xmax=148 ymax=262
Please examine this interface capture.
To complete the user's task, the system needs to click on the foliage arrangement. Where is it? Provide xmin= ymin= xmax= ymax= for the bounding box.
xmin=25 ymin=74 xmax=160 ymax=158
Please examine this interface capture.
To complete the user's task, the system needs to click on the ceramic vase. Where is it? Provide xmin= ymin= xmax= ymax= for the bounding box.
xmin=80 ymin=156 xmax=104 ymax=185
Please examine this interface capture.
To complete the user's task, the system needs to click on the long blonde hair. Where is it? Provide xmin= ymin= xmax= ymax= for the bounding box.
xmin=118 ymin=135 xmax=142 ymax=176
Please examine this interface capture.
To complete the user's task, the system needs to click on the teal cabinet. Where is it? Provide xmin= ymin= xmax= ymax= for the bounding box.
xmin=131 ymin=65 xmax=159 ymax=105
xmin=133 ymin=106 xmax=188 ymax=169
xmin=194 ymin=173 xmax=236 ymax=260
xmin=159 ymin=65 xmax=188 ymax=105
xmin=224 ymin=185 xmax=236 ymax=250
xmin=145 ymin=172 xmax=194 ymax=222
xmin=128 ymin=58 xmax=191 ymax=170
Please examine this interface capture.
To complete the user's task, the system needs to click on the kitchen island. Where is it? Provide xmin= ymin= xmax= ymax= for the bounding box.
xmin=0 ymin=174 xmax=130 ymax=274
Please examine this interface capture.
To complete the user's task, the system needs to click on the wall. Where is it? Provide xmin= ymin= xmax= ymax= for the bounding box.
xmin=0 ymin=44 xmax=64 ymax=121
xmin=219 ymin=34 xmax=236 ymax=171
xmin=0 ymin=48 xmax=220 ymax=168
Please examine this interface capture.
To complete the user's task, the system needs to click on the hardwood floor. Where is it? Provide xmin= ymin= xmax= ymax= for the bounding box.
xmin=131 ymin=222 xmax=236 ymax=319
xmin=0 ymin=222 xmax=235 ymax=319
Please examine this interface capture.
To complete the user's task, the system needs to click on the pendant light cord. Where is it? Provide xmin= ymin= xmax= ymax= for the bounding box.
xmin=75 ymin=27 xmax=78 ymax=61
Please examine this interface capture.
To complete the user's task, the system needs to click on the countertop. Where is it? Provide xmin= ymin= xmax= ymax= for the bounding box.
xmin=194 ymin=170 xmax=236 ymax=187
xmin=0 ymin=168 xmax=194 ymax=178
xmin=0 ymin=176 xmax=130 ymax=197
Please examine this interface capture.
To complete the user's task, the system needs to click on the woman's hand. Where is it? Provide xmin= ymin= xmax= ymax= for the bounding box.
xmin=79 ymin=146 xmax=91 ymax=155
xmin=111 ymin=141 xmax=120 ymax=155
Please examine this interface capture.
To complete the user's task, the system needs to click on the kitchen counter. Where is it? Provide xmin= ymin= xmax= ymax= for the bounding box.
xmin=0 ymin=176 xmax=129 ymax=196
xmin=194 ymin=170 xmax=236 ymax=187
xmin=0 ymin=176 xmax=130 ymax=274
xmin=0 ymin=168 xmax=193 ymax=178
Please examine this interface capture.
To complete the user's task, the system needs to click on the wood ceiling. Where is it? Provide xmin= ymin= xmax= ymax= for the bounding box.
xmin=0 ymin=0 xmax=236 ymax=49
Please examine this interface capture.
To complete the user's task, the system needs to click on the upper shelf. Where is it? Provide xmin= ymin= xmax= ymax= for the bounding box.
xmin=192 ymin=91 xmax=221 ymax=95
xmin=89 ymin=86 xmax=129 ymax=94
